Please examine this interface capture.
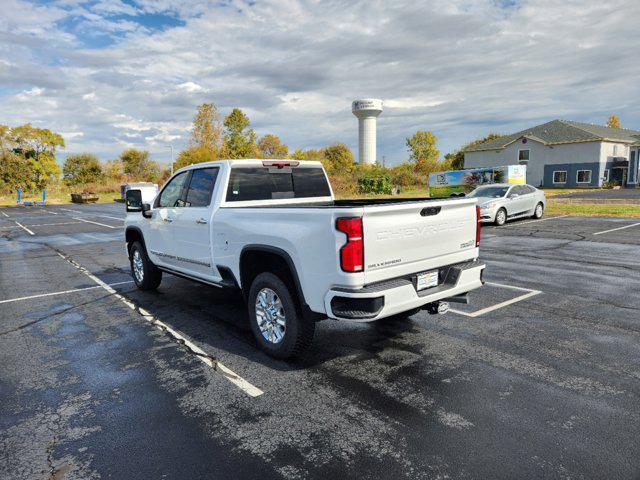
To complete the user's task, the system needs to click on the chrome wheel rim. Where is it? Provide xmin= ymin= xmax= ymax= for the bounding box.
xmin=255 ymin=287 xmax=286 ymax=344
xmin=132 ymin=250 xmax=144 ymax=283
xmin=536 ymin=204 xmax=543 ymax=217
xmin=497 ymin=210 xmax=506 ymax=224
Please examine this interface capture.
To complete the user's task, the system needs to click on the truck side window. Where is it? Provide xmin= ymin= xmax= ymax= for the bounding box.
xmin=184 ymin=168 xmax=219 ymax=207
xmin=157 ymin=171 xmax=189 ymax=208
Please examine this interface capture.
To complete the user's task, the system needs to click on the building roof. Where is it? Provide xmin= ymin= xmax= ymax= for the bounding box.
xmin=466 ymin=119 xmax=640 ymax=152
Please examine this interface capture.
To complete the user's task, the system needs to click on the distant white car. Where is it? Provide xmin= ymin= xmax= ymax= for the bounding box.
xmin=468 ymin=183 xmax=546 ymax=226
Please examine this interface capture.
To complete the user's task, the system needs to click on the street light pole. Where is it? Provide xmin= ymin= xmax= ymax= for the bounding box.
xmin=166 ymin=145 xmax=174 ymax=175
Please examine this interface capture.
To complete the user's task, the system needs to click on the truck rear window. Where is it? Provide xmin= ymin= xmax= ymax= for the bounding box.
xmin=226 ymin=167 xmax=331 ymax=201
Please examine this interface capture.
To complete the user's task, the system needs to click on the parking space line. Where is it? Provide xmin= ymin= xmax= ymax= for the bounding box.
xmin=14 ymin=221 xmax=35 ymax=236
xmin=72 ymin=217 xmax=119 ymax=229
xmin=449 ymin=282 xmax=542 ymax=318
xmin=593 ymin=222 xmax=640 ymax=236
xmin=61 ymin=207 xmax=123 ymax=222
xmin=503 ymin=215 xmax=570 ymax=227
xmin=54 ymin=249 xmax=264 ymax=398
xmin=0 ymin=281 xmax=133 ymax=305
xmin=28 ymin=221 xmax=83 ymax=227
xmin=1 ymin=210 xmax=8 ymax=217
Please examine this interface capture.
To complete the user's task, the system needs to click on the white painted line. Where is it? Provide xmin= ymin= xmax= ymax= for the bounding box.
xmin=0 ymin=281 xmax=133 ymax=305
xmin=72 ymin=217 xmax=119 ymax=229
xmin=449 ymin=282 xmax=542 ymax=318
xmin=485 ymin=281 xmax=535 ymax=293
xmin=450 ymin=291 xmax=541 ymax=317
xmin=27 ymin=221 xmax=83 ymax=227
xmin=504 ymin=215 xmax=570 ymax=227
xmin=593 ymin=222 xmax=640 ymax=236
xmin=46 ymin=210 xmax=59 ymax=215
xmin=1 ymin=210 xmax=9 ymax=217
xmin=61 ymin=207 xmax=123 ymax=222
xmin=1 ymin=221 xmax=82 ymax=230
xmin=54 ymin=250 xmax=264 ymax=398
xmin=14 ymin=221 xmax=35 ymax=236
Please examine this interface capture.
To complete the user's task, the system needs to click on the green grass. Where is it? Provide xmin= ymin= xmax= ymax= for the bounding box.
xmin=546 ymin=201 xmax=640 ymax=218
xmin=540 ymin=188 xmax=598 ymax=197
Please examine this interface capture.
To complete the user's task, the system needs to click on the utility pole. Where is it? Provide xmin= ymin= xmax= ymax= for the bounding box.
xmin=166 ymin=145 xmax=174 ymax=175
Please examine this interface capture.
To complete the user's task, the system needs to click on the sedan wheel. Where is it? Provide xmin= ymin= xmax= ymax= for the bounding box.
xmin=534 ymin=203 xmax=544 ymax=219
xmin=495 ymin=208 xmax=507 ymax=226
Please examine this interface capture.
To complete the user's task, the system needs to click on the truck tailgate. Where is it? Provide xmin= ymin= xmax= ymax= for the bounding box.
xmin=362 ymin=198 xmax=478 ymax=282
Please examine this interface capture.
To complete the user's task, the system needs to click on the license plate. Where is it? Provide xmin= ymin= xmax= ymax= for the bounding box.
xmin=416 ymin=270 xmax=439 ymax=291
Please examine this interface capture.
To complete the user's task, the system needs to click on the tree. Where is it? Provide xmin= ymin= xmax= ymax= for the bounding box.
xmin=190 ymin=103 xmax=224 ymax=152
xmin=174 ymin=147 xmax=215 ymax=170
xmin=119 ymin=148 xmax=160 ymax=181
xmin=406 ymin=131 xmax=440 ymax=174
xmin=290 ymin=148 xmax=322 ymax=160
xmin=257 ymin=134 xmax=288 ymax=158
xmin=447 ymin=133 xmax=504 ymax=170
xmin=63 ymin=153 xmax=103 ymax=185
xmin=8 ymin=123 xmax=64 ymax=189
xmin=223 ymin=108 xmax=257 ymax=159
xmin=607 ymin=114 xmax=621 ymax=129
xmin=321 ymin=143 xmax=355 ymax=175
xmin=103 ymin=159 xmax=125 ymax=180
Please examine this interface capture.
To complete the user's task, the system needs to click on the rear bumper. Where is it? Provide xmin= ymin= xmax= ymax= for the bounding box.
xmin=324 ymin=260 xmax=485 ymax=321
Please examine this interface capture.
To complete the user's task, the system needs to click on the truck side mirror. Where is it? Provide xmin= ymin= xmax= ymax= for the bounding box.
xmin=141 ymin=203 xmax=152 ymax=218
xmin=125 ymin=189 xmax=142 ymax=212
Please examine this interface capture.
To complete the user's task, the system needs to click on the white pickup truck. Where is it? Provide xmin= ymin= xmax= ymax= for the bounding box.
xmin=124 ymin=160 xmax=485 ymax=359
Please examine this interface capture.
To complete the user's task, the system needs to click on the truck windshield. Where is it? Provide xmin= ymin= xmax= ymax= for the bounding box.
xmin=226 ymin=167 xmax=331 ymax=201
xmin=468 ymin=186 xmax=509 ymax=198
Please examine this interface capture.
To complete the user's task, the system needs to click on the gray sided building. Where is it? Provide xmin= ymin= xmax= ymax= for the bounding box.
xmin=463 ymin=120 xmax=640 ymax=188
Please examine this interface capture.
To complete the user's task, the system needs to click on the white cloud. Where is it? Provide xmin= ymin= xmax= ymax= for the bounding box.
xmin=177 ymin=81 xmax=204 ymax=93
xmin=1 ymin=0 xmax=639 ymax=164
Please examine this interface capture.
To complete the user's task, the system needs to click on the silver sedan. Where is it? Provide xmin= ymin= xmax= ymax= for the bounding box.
xmin=468 ymin=183 xmax=547 ymax=226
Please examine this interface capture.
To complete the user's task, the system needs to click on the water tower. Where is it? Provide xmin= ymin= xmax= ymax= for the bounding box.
xmin=352 ymin=99 xmax=383 ymax=165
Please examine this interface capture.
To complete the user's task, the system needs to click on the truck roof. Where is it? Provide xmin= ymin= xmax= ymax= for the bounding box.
xmin=174 ymin=159 xmax=324 ymax=174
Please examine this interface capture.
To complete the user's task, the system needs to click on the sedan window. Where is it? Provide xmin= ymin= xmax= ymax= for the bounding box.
xmin=468 ymin=186 xmax=509 ymax=198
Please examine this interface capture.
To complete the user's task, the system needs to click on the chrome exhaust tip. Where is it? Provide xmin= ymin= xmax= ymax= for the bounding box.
xmin=425 ymin=301 xmax=450 ymax=315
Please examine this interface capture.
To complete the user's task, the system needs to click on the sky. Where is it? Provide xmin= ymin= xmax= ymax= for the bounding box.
xmin=1 ymin=0 xmax=639 ymax=167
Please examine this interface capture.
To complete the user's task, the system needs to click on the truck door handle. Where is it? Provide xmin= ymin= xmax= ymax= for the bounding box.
xmin=420 ymin=206 xmax=441 ymax=216
xmin=196 ymin=218 xmax=208 ymax=225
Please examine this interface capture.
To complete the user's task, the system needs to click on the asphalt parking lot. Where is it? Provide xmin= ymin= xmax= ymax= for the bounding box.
xmin=1 ymin=204 xmax=640 ymax=479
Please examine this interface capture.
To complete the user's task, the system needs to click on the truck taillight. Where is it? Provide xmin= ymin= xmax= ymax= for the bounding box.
xmin=336 ymin=217 xmax=363 ymax=272
xmin=476 ymin=205 xmax=481 ymax=247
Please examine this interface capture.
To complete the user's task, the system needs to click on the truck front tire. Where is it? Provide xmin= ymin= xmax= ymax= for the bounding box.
xmin=247 ymin=272 xmax=315 ymax=360
xmin=129 ymin=241 xmax=162 ymax=291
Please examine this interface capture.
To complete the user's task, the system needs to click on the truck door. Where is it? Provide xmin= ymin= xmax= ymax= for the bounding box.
xmin=147 ymin=170 xmax=190 ymax=268
xmin=171 ymin=167 xmax=221 ymax=282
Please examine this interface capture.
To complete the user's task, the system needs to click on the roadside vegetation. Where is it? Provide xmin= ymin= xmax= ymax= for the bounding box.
xmin=2 ymin=102 xmax=480 ymax=205
xmin=1 ymin=107 xmax=632 ymax=218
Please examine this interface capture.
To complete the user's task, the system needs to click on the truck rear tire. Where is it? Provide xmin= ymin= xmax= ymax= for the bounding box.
xmin=247 ymin=272 xmax=315 ymax=360
xmin=129 ymin=241 xmax=162 ymax=291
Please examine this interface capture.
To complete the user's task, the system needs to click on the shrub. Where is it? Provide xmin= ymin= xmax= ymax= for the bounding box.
xmin=357 ymin=174 xmax=393 ymax=194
